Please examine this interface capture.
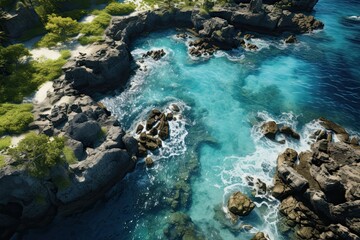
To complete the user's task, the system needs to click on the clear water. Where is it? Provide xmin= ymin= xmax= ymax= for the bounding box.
xmin=22 ymin=0 xmax=360 ymax=239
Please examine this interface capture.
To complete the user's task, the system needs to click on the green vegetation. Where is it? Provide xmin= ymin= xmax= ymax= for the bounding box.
xmin=9 ymin=133 xmax=65 ymax=177
xmin=0 ymin=44 xmax=70 ymax=103
xmin=0 ymin=155 xmax=5 ymax=168
xmin=0 ymin=104 xmax=33 ymax=135
xmin=0 ymin=136 xmax=11 ymax=150
xmin=104 ymin=2 xmax=136 ymax=16
xmin=63 ymin=146 xmax=78 ymax=164
xmin=79 ymin=11 xmax=111 ymax=45
xmin=37 ymin=14 xmax=80 ymax=47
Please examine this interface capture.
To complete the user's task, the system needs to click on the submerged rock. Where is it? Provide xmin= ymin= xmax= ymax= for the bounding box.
xmin=163 ymin=212 xmax=205 ymax=240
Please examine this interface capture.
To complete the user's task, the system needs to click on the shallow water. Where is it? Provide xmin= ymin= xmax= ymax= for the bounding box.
xmin=22 ymin=0 xmax=360 ymax=239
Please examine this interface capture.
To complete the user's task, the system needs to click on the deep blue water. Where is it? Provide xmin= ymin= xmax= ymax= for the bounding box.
xmin=22 ymin=0 xmax=360 ymax=239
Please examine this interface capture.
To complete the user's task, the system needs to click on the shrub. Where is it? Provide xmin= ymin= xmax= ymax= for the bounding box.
xmin=80 ymin=11 xmax=111 ymax=36
xmin=0 ymin=155 xmax=5 ymax=168
xmin=104 ymin=2 xmax=136 ymax=16
xmin=9 ymin=133 xmax=65 ymax=177
xmin=0 ymin=104 xmax=33 ymax=135
xmin=0 ymin=136 xmax=11 ymax=151
xmin=37 ymin=14 xmax=80 ymax=47
xmin=63 ymin=146 xmax=78 ymax=164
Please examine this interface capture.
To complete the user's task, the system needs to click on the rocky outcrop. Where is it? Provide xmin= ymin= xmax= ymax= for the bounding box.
xmin=261 ymin=120 xmax=300 ymax=142
xmin=142 ymin=49 xmax=166 ymax=60
xmin=62 ymin=42 xmax=131 ymax=95
xmin=0 ymin=6 xmax=41 ymax=39
xmin=0 ymin=82 xmax=136 ymax=235
xmin=272 ymin=119 xmax=360 ymax=239
xmin=62 ymin=6 xmax=323 ymax=94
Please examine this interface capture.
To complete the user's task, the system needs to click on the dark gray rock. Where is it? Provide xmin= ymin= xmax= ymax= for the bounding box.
xmin=57 ymin=149 xmax=131 ymax=213
xmin=65 ymin=113 xmax=101 ymax=147
xmin=122 ymin=134 xmax=139 ymax=157
xmin=249 ymin=0 xmax=263 ymax=13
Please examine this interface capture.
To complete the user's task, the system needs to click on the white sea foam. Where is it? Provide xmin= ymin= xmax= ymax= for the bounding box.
xmin=131 ymin=101 xmax=190 ymax=162
xmin=218 ymin=111 xmax=329 ymax=239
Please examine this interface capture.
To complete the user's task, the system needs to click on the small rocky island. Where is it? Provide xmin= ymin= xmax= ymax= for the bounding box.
xmin=2 ymin=0 xmax=359 ymax=239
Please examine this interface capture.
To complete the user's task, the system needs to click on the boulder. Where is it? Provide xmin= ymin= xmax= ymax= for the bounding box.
xmin=228 ymin=191 xmax=255 ymax=216
xmin=249 ymin=0 xmax=263 ymax=13
xmin=136 ymin=124 xmax=144 ymax=134
xmin=278 ymin=165 xmax=309 ymax=192
xmin=57 ymin=149 xmax=131 ymax=212
xmin=261 ymin=121 xmax=278 ymax=139
xmin=319 ymin=117 xmax=349 ymax=142
xmin=122 ymin=134 xmax=139 ymax=156
xmin=251 ymin=232 xmax=269 ymax=240
xmin=145 ymin=157 xmax=154 ymax=168
xmin=279 ymin=125 xmax=300 ymax=139
xmin=277 ymin=148 xmax=298 ymax=167
xmin=63 ymin=42 xmax=131 ymax=95
xmin=320 ymin=224 xmax=360 ymax=240
xmin=284 ymin=35 xmax=297 ymax=44
xmin=65 ymin=113 xmax=101 ymax=147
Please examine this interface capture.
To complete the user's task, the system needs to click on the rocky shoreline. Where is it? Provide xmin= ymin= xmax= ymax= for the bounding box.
xmin=269 ymin=118 xmax=360 ymax=239
xmin=0 ymin=1 xmax=326 ymax=238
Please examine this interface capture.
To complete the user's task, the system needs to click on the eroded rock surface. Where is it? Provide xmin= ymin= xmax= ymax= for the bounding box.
xmin=272 ymin=119 xmax=360 ymax=239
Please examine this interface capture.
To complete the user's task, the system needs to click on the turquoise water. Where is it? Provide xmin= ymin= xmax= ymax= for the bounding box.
xmin=22 ymin=0 xmax=360 ymax=239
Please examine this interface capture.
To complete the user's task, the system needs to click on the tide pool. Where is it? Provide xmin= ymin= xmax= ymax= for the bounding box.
xmin=21 ymin=0 xmax=360 ymax=239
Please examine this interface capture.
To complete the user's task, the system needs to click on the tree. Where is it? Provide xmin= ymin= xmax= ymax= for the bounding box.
xmin=9 ymin=133 xmax=65 ymax=177
xmin=0 ymin=44 xmax=30 ymax=75
xmin=45 ymin=14 xmax=79 ymax=37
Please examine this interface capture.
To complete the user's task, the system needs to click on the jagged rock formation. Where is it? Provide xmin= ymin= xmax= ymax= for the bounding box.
xmin=64 ymin=6 xmax=323 ymax=95
xmin=272 ymin=118 xmax=360 ymax=240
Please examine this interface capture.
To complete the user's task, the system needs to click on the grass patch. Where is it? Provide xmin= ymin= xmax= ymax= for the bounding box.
xmin=80 ymin=11 xmax=111 ymax=36
xmin=0 ymin=136 xmax=11 ymax=151
xmin=104 ymin=2 xmax=136 ymax=16
xmin=78 ymin=35 xmax=103 ymax=45
xmin=0 ymin=104 xmax=33 ymax=136
xmin=0 ymin=46 xmax=70 ymax=103
xmin=0 ymin=155 xmax=5 ymax=168
xmin=63 ymin=146 xmax=78 ymax=164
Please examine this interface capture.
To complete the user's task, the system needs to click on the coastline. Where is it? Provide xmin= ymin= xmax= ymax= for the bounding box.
xmin=3 ymin=1 xmax=359 ymax=239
